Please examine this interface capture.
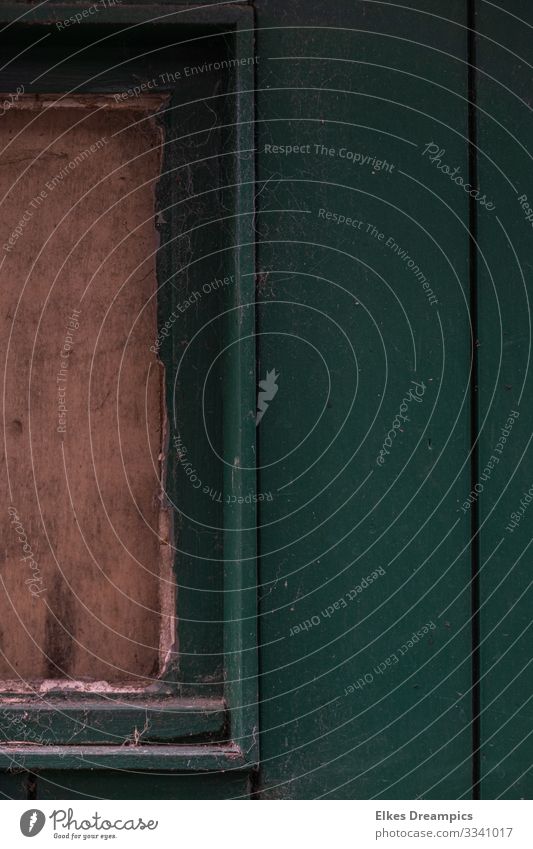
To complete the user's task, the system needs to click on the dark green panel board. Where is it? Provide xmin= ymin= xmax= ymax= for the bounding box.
xmin=475 ymin=0 xmax=533 ymax=800
xmin=254 ymin=0 xmax=474 ymax=799
xmin=35 ymin=770 xmax=251 ymax=800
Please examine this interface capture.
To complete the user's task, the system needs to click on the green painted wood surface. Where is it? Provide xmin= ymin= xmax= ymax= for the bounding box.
xmin=0 ymin=743 xmax=247 ymax=772
xmin=35 ymin=770 xmax=251 ymax=800
xmin=220 ymin=25 xmax=259 ymax=764
xmin=475 ymin=0 xmax=533 ymax=800
xmin=254 ymin=0 xmax=474 ymax=799
xmin=1 ymin=0 xmax=529 ymax=802
xmin=0 ymin=699 xmax=226 ymax=745
xmin=158 ymin=46 xmax=232 ymax=696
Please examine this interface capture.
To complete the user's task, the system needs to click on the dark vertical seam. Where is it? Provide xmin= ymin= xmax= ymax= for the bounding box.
xmin=250 ymin=1 xmax=263 ymax=799
xmin=467 ymin=0 xmax=481 ymax=800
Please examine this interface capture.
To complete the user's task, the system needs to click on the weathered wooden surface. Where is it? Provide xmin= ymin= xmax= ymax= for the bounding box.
xmin=254 ymin=0 xmax=473 ymax=799
xmin=0 ymin=98 xmax=169 ymax=683
xmin=0 ymin=697 xmax=226 ymax=744
xmin=475 ymin=0 xmax=533 ymax=799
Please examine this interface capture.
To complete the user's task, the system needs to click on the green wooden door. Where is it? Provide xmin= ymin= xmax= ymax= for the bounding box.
xmin=0 ymin=0 xmax=530 ymax=801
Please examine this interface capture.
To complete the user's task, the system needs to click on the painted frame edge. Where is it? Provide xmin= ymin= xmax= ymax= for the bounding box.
xmin=0 ymin=743 xmax=248 ymax=771
xmin=0 ymin=2 xmax=258 ymax=772
xmin=221 ymin=16 xmax=258 ymax=768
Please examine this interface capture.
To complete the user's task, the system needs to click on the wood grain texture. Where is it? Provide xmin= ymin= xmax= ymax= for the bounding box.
xmin=0 ymin=96 xmax=171 ymax=684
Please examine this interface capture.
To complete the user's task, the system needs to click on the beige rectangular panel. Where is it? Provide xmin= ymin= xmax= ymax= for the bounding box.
xmin=0 ymin=96 xmax=173 ymax=687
